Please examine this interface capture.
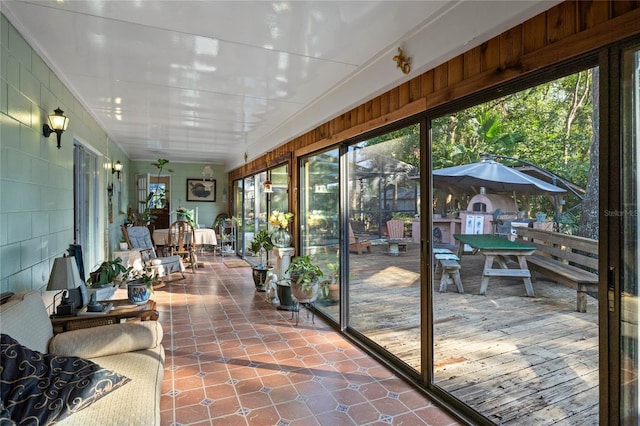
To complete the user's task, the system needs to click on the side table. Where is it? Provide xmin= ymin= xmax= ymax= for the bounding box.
xmin=51 ymin=299 xmax=157 ymax=334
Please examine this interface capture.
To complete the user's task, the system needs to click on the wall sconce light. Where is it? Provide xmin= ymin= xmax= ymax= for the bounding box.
xmin=392 ymin=47 xmax=411 ymax=75
xmin=263 ymin=179 xmax=273 ymax=193
xmin=112 ymin=161 xmax=123 ymax=180
xmin=42 ymin=107 xmax=69 ymax=149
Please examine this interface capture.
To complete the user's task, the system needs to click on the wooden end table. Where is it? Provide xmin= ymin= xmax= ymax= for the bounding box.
xmin=51 ymin=299 xmax=157 ymax=334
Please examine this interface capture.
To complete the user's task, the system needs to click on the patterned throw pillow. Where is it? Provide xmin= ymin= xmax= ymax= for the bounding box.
xmin=0 ymin=334 xmax=130 ymax=425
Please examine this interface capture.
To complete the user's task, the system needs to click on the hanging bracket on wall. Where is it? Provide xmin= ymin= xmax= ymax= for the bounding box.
xmin=392 ymin=47 xmax=411 ymax=75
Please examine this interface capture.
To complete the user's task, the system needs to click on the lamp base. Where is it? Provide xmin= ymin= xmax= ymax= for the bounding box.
xmin=55 ymin=302 xmax=75 ymax=317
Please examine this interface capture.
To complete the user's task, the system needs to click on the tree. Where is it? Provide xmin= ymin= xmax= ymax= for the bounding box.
xmin=578 ymin=68 xmax=599 ymax=239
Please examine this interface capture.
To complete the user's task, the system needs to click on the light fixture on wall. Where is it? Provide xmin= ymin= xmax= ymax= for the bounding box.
xmin=42 ymin=107 xmax=69 ymax=149
xmin=112 ymin=161 xmax=123 ymax=180
xmin=263 ymin=178 xmax=273 ymax=193
xmin=202 ymin=165 xmax=214 ymax=190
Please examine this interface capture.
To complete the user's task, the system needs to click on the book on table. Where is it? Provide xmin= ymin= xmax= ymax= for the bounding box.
xmin=76 ymin=302 xmax=114 ymax=316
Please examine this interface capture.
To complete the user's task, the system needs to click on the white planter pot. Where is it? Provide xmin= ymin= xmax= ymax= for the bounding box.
xmin=86 ymin=285 xmax=118 ymax=302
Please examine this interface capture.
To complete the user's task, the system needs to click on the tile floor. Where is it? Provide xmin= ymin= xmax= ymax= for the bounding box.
xmin=154 ymin=255 xmax=460 ymax=425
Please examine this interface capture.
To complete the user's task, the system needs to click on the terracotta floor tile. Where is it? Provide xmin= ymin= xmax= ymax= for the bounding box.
xmin=237 ymin=390 xmax=273 ymax=410
xmin=174 ymin=373 xmax=206 ymax=391
xmin=413 ymin=405 xmax=461 ymax=425
xmin=172 ymin=402 xmax=212 ymax=424
xmin=234 ymin=377 xmax=265 ymax=395
xmin=268 ymin=384 xmax=300 ymax=404
xmin=205 ymin=382 xmax=237 ymax=400
xmin=274 ymin=400 xmax=314 ymax=421
xmin=315 ymin=410 xmax=356 ymax=425
xmin=369 ymin=395 xmax=411 ymax=416
xmin=246 ymin=405 xmax=281 ymax=425
xmin=347 ymin=401 xmax=380 ymax=424
xmin=209 ymin=395 xmax=242 ymax=417
xmin=159 ymin=256 xmax=456 ymax=425
xmin=393 ymin=411 xmax=429 ymax=425
xmin=210 ymin=413 xmax=248 ymax=425
xmin=304 ymin=393 xmax=338 ymax=415
xmin=292 ymin=379 xmax=327 ymax=397
xmin=359 ymin=382 xmax=390 ymax=400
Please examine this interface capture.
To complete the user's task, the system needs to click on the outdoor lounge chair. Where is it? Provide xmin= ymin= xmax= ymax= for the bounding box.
xmin=348 ymin=223 xmax=371 ymax=255
xmin=386 ymin=219 xmax=408 ymax=252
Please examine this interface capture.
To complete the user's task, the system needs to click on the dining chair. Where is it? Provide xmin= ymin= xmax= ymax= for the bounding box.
xmin=167 ymin=220 xmax=197 ymax=274
xmin=121 ymin=225 xmax=185 ymax=280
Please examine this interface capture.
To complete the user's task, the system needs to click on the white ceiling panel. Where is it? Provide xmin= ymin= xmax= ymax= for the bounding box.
xmin=2 ymin=0 xmax=560 ymax=168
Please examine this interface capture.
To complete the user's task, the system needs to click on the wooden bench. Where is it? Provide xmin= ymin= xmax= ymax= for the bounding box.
xmin=438 ymin=259 xmax=464 ymax=293
xmin=515 ymin=227 xmax=598 ymax=312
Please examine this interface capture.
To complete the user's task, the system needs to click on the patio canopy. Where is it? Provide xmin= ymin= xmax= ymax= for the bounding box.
xmin=433 ymin=158 xmax=566 ymax=195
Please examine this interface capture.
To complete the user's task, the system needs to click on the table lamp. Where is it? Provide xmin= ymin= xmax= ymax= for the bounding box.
xmin=47 ymin=256 xmax=87 ymax=317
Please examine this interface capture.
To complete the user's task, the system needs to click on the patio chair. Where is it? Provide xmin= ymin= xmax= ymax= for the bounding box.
xmin=167 ymin=220 xmax=197 ymax=274
xmin=386 ymin=219 xmax=408 ymax=252
xmin=121 ymin=225 xmax=185 ymax=280
xmin=348 ymin=223 xmax=371 ymax=255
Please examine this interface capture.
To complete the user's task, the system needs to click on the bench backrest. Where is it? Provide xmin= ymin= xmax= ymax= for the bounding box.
xmin=515 ymin=227 xmax=598 ymax=272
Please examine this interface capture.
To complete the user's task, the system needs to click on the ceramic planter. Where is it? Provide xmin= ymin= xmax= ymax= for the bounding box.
xmin=127 ymin=280 xmax=151 ymax=305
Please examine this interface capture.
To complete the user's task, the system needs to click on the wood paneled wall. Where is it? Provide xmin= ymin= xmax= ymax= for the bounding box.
xmin=229 ymin=0 xmax=640 ymax=182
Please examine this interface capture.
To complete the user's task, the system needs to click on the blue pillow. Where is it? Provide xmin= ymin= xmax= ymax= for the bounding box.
xmin=0 ymin=334 xmax=130 ymax=424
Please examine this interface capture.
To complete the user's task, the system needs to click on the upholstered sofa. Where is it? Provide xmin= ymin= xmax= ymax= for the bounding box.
xmin=0 ymin=291 xmax=165 ymax=425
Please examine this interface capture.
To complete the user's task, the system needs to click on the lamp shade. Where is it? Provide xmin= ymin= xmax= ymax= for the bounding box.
xmin=48 ymin=108 xmax=69 ymax=131
xmin=47 ymin=257 xmax=83 ymax=291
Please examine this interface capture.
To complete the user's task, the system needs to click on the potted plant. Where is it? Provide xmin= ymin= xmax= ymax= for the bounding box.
xmin=249 ymin=230 xmax=274 ymax=291
xmin=286 ymin=255 xmax=323 ymax=302
xmin=268 ymin=210 xmax=293 ymax=248
xmin=126 ymin=265 xmax=158 ymax=305
xmin=87 ymin=257 xmax=130 ymax=288
xmin=320 ymin=262 xmax=340 ymax=303
xmin=173 ymin=206 xmax=197 ymax=229
xmin=86 ymin=257 xmax=131 ymax=301
xmin=119 ymin=236 xmax=129 ymax=250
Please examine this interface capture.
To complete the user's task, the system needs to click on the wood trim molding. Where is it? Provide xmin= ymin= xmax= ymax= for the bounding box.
xmin=295 ymin=98 xmax=426 ymax=158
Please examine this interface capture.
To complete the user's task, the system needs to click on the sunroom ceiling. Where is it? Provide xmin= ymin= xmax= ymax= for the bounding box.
xmin=2 ymin=1 xmax=559 ymax=169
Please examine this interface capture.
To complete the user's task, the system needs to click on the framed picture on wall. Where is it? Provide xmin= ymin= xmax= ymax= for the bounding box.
xmin=187 ymin=178 xmax=216 ymax=202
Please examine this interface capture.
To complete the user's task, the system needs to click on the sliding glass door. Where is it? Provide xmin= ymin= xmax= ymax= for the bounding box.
xmin=619 ymin=44 xmax=640 ymax=425
xmin=299 ymin=149 xmax=340 ymax=323
xmin=430 ymin=69 xmax=600 ymax=423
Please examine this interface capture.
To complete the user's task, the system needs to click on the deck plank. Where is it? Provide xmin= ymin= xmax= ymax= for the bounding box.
xmin=307 ymin=245 xmax=599 ymax=425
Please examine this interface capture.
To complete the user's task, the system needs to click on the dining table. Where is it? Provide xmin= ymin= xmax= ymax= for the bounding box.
xmin=152 ymin=227 xmax=217 ymax=247
xmin=453 ymin=233 xmax=536 ymax=296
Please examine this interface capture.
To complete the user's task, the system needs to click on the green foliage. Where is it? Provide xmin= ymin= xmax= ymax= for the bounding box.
xmin=249 ymin=230 xmax=273 ymax=254
xmin=286 ymin=255 xmax=324 ymax=295
xmin=431 ymin=69 xmax=595 ymax=219
xmin=88 ymin=257 xmax=130 ymax=288
xmin=134 ymin=158 xmax=172 ymax=225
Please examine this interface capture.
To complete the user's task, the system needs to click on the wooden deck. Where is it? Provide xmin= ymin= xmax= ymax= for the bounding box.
xmin=313 ymin=242 xmax=599 ymax=425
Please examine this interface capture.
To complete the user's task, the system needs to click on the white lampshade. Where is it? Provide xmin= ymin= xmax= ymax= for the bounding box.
xmin=47 ymin=257 xmax=83 ymax=291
